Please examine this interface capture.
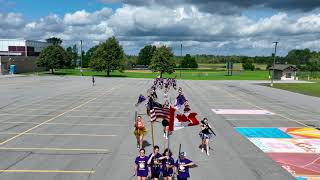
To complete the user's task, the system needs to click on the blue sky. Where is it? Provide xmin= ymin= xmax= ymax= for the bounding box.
xmin=1 ymin=0 xmax=320 ymax=56
xmin=3 ymin=0 xmax=122 ymax=20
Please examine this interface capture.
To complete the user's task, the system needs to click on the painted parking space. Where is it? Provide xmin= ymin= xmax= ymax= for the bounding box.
xmin=212 ymin=109 xmax=275 ymax=115
xmin=236 ymin=127 xmax=320 ymax=180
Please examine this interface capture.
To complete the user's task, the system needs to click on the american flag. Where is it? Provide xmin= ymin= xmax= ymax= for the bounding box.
xmin=150 ymin=107 xmax=170 ymax=121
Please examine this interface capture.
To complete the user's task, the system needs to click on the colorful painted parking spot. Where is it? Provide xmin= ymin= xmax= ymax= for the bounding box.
xmin=235 ymin=127 xmax=320 ymax=180
xmin=211 ymin=109 xmax=274 ymax=115
xmin=280 ymin=128 xmax=320 ymax=139
xmin=268 ymin=153 xmax=320 ymax=179
xmin=236 ymin=127 xmax=292 ymax=138
xmin=249 ymin=138 xmax=320 ymax=153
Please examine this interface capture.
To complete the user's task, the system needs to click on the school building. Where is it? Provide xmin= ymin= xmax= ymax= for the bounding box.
xmin=0 ymin=39 xmax=49 ymax=74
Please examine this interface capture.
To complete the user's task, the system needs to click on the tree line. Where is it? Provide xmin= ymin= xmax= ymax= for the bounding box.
xmin=37 ymin=37 xmax=320 ymax=75
xmin=37 ymin=37 xmax=178 ymax=77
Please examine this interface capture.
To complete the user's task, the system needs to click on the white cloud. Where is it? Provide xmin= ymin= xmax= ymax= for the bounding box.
xmin=1 ymin=5 xmax=320 ymax=55
xmin=64 ymin=8 xmax=112 ymax=25
xmin=0 ymin=12 xmax=24 ymax=27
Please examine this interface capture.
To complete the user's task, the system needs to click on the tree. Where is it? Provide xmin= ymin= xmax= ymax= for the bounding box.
xmin=72 ymin=44 xmax=78 ymax=67
xmin=89 ymin=37 xmax=125 ymax=77
xmin=65 ymin=47 xmax=73 ymax=67
xmin=137 ymin=45 xmax=156 ymax=65
xmin=242 ymin=62 xmax=255 ymax=71
xmin=180 ymin=54 xmax=198 ymax=68
xmin=149 ymin=45 xmax=175 ymax=78
xmin=83 ymin=45 xmax=99 ymax=68
xmin=285 ymin=48 xmax=311 ymax=65
xmin=37 ymin=45 xmax=71 ymax=74
xmin=66 ymin=45 xmax=78 ymax=68
xmin=46 ymin=37 xmax=63 ymax=45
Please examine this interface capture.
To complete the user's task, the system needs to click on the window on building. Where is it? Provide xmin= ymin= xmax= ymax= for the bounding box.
xmin=286 ymin=73 xmax=292 ymax=78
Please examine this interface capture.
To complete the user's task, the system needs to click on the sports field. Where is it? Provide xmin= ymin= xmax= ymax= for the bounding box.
xmin=0 ymin=76 xmax=319 ymax=180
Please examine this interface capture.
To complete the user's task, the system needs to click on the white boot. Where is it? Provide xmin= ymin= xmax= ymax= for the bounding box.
xmin=206 ymin=145 xmax=210 ymax=156
xmin=201 ymin=145 xmax=204 ymax=152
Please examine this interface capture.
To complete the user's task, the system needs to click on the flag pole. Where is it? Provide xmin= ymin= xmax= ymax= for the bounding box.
xmin=151 ymin=120 xmax=155 ymax=148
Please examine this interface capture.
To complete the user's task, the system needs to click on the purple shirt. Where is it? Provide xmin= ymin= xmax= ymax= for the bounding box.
xmin=162 ymin=157 xmax=175 ymax=176
xmin=149 ymin=153 xmax=162 ymax=174
xmin=175 ymin=158 xmax=192 ymax=179
xmin=135 ymin=156 xmax=149 ymax=177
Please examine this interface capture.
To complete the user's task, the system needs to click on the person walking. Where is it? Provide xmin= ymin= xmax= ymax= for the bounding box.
xmin=175 ymin=152 xmax=194 ymax=180
xmin=199 ymin=118 xmax=215 ymax=156
xmin=159 ymin=148 xmax=175 ymax=180
xmin=134 ymin=116 xmax=147 ymax=149
xmin=92 ymin=76 xmax=95 ymax=86
xmin=134 ymin=148 xmax=149 ymax=180
xmin=147 ymin=145 xmax=162 ymax=180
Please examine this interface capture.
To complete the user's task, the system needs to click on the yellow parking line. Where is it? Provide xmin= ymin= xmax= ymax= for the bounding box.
xmin=0 ymin=147 xmax=109 ymax=152
xmin=0 ymin=85 xmax=122 ymax=145
xmin=0 ymin=132 xmax=117 ymax=137
xmin=0 ymin=114 xmax=53 ymax=117
xmin=0 ymin=122 xmax=126 ymax=127
xmin=0 ymin=170 xmax=95 ymax=174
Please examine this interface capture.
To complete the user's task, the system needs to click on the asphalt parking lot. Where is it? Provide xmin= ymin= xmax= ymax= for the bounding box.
xmin=0 ymin=76 xmax=319 ymax=180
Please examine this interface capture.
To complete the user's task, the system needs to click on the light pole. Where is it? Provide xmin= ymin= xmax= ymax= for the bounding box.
xmin=80 ymin=40 xmax=83 ymax=76
xmin=180 ymin=43 xmax=182 ymax=79
xmin=271 ymin=41 xmax=278 ymax=87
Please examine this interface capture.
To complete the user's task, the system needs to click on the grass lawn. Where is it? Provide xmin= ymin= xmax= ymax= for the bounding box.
xmin=34 ymin=69 xmax=270 ymax=80
xmin=272 ymin=81 xmax=320 ymax=97
xmin=198 ymin=63 xmax=267 ymax=71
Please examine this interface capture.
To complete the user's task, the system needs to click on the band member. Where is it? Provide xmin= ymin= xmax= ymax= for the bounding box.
xmin=175 ymin=152 xmax=195 ymax=180
xmin=162 ymin=118 xmax=169 ymax=140
xmin=183 ymin=102 xmax=191 ymax=117
xmin=159 ymin=148 xmax=175 ymax=180
xmin=148 ymin=145 xmax=162 ymax=180
xmin=175 ymin=88 xmax=187 ymax=109
xmin=164 ymin=89 xmax=169 ymax=103
xmin=134 ymin=148 xmax=149 ymax=180
xmin=134 ymin=116 xmax=147 ymax=149
xmin=151 ymin=88 xmax=158 ymax=100
xmin=199 ymin=118 xmax=214 ymax=156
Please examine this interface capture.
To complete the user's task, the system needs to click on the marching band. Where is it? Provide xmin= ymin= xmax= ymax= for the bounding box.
xmin=133 ymin=78 xmax=215 ymax=179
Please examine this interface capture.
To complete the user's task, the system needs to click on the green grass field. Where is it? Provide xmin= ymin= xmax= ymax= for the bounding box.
xmin=35 ymin=68 xmax=270 ymax=80
xmin=272 ymin=81 xmax=320 ymax=97
xmin=198 ymin=63 xmax=267 ymax=70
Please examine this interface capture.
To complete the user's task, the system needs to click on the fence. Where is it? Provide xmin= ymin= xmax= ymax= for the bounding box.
xmin=297 ymin=71 xmax=320 ymax=80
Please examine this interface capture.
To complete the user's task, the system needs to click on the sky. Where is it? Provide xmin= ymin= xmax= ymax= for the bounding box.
xmin=1 ymin=0 xmax=320 ymax=56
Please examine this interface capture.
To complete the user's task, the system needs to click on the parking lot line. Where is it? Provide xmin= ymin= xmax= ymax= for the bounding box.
xmin=0 ymin=121 xmax=127 ymax=127
xmin=0 ymin=114 xmax=54 ymax=117
xmin=0 ymin=170 xmax=95 ymax=174
xmin=0 ymin=147 xmax=109 ymax=152
xmin=0 ymin=85 xmax=122 ymax=146
xmin=220 ymin=86 xmax=309 ymax=127
xmin=0 ymin=132 xmax=117 ymax=137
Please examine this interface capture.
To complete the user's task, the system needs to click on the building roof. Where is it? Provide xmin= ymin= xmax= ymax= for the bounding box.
xmin=269 ymin=64 xmax=298 ymax=71
xmin=0 ymin=39 xmax=47 ymax=43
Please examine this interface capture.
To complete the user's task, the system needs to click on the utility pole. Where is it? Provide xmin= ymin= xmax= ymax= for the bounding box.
xmin=180 ymin=43 xmax=182 ymax=79
xmin=271 ymin=41 xmax=278 ymax=87
xmin=80 ymin=40 xmax=83 ymax=76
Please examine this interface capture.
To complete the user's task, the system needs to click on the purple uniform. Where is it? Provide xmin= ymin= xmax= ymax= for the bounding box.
xmin=135 ymin=156 xmax=149 ymax=177
xmin=175 ymin=159 xmax=192 ymax=179
xmin=162 ymin=157 xmax=175 ymax=177
xmin=149 ymin=153 xmax=162 ymax=174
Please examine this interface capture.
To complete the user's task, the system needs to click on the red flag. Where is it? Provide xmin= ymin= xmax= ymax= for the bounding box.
xmin=169 ymin=106 xmax=199 ymax=132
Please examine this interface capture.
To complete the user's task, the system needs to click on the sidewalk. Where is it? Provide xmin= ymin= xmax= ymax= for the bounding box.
xmin=0 ymin=74 xmax=26 ymax=78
